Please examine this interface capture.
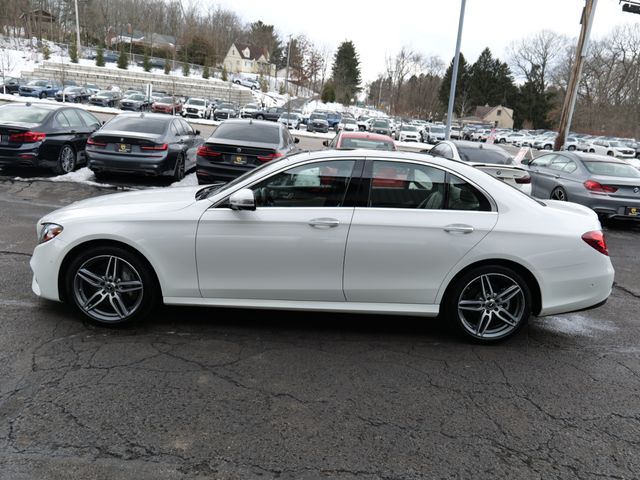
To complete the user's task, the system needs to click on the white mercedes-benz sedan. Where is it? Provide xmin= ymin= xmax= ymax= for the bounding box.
xmin=30 ymin=150 xmax=614 ymax=343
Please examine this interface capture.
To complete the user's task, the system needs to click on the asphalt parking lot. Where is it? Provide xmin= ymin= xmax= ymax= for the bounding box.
xmin=1 ymin=154 xmax=640 ymax=479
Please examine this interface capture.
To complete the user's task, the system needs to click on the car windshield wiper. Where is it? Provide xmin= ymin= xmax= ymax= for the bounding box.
xmin=195 ymin=182 xmax=226 ymax=200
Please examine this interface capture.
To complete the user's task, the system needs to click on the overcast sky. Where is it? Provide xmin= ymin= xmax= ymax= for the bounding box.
xmin=203 ymin=0 xmax=637 ymax=82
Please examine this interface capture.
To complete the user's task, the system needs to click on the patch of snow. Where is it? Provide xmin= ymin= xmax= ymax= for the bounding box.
xmin=537 ymin=313 xmax=618 ymax=337
xmin=12 ymin=167 xmax=112 ymax=188
xmin=170 ymin=172 xmax=198 ymax=188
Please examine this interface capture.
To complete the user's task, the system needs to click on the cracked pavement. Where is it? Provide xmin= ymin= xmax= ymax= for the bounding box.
xmin=0 ymin=178 xmax=639 ymax=480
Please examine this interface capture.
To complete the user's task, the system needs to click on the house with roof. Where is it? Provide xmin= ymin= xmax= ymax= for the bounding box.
xmin=223 ymin=43 xmax=275 ymax=77
xmin=105 ymin=27 xmax=177 ymax=52
xmin=463 ymin=104 xmax=514 ymax=129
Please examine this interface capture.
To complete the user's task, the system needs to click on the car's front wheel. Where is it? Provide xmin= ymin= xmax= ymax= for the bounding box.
xmin=65 ymin=245 xmax=159 ymax=326
xmin=445 ymin=265 xmax=531 ymax=343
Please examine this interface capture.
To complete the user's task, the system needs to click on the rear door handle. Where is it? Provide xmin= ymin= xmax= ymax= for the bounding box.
xmin=309 ymin=218 xmax=340 ymax=228
xmin=444 ymin=224 xmax=474 ymax=234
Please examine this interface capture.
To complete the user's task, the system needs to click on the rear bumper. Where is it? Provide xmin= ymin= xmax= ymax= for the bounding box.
xmin=196 ymin=163 xmax=253 ymax=182
xmin=87 ymin=151 xmax=172 ymax=176
xmin=0 ymin=146 xmax=52 ymax=169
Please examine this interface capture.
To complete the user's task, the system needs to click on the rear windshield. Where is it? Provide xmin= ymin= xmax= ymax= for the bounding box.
xmin=340 ymin=138 xmax=394 ymax=150
xmin=456 ymin=146 xmax=512 ymax=164
xmin=583 ymin=161 xmax=640 ymax=177
xmin=104 ymin=117 xmax=168 ymax=135
xmin=212 ymin=123 xmax=279 ymax=144
xmin=0 ymin=105 xmax=50 ymax=123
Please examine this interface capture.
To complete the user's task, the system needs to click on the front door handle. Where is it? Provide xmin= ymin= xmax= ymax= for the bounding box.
xmin=444 ymin=224 xmax=474 ymax=234
xmin=309 ymin=218 xmax=340 ymax=228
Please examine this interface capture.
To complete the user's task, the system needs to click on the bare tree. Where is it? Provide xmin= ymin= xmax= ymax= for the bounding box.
xmin=508 ymin=30 xmax=569 ymax=89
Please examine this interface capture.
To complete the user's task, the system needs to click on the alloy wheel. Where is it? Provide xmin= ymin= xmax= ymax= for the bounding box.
xmin=72 ymin=255 xmax=144 ymax=323
xmin=59 ymin=145 xmax=76 ymax=173
xmin=457 ymin=273 xmax=526 ymax=340
xmin=551 ymin=188 xmax=567 ymax=201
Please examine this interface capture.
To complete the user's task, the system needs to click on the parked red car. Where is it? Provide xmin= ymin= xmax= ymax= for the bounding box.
xmin=151 ymin=96 xmax=182 ymax=115
xmin=323 ymin=131 xmax=397 ymax=151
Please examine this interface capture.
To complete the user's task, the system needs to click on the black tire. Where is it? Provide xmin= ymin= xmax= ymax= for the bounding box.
xmin=64 ymin=245 xmax=159 ymax=326
xmin=568 ymin=145 xmax=576 ymax=151
xmin=256 ymin=114 xmax=264 ymax=120
xmin=444 ymin=265 xmax=531 ymax=343
xmin=499 ymin=138 xmax=506 ymax=143
xmin=544 ymin=144 xmax=552 ymax=150
xmin=550 ymin=186 xmax=568 ymax=201
xmin=93 ymin=171 xmax=109 ymax=182
xmin=589 ymin=149 xmax=595 ymax=153
xmin=607 ymin=151 xmax=614 ymax=156
xmin=172 ymin=153 xmax=185 ymax=182
xmin=53 ymin=144 xmax=76 ymax=174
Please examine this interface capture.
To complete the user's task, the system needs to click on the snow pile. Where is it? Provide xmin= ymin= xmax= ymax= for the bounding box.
xmin=170 ymin=172 xmax=198 ymax=187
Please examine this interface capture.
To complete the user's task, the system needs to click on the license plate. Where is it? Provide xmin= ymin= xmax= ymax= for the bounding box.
xmin=117 ymin=143 xmax=131 ymax=153
xmin=233 ymin=155 xmax=246 ymax=165
xmin=626 ymin=207 xmax=640 ymax=216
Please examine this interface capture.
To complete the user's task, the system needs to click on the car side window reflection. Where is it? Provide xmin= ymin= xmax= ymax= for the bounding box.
xmin=447 ymin=174 xmax=492 ymax=211
xmin=250 ymin=160 xmax=355 ymax=207
xmin=531 ymin=155 xmax=554 ymax=167
xmin=368 ymin=161 xmax=446 ymax=209
xmin=563 ymin=161 xmax=578 ymax=174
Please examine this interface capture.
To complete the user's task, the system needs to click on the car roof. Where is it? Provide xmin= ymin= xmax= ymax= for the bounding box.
xmin=571 ymin=152 xmax=629 ymax=164
xmin=450 ymin=140 xmax=504 ymax=152
xmin=112 ymin=112 xmax=176 ymax=121
xmin=221 ymin=118 xmax=280 ymax=128
xmin=3 ymin=102 xmax=67 ymax=111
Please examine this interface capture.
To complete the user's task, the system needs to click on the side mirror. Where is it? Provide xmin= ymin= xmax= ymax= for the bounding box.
xmin=195 ymin=129 xmax=200 ymax=135
xmin=229 ymin=188 xmax=256 ymax=211
xmin=294 ymin=137 xmax=300 ymax=144
xmin=520 ymin=159 xmax=532 ymax=165
xmin=322 ymin=140 xmax=328 ymax=146
xmin=46 ymin=85 xmax=52 ymax=89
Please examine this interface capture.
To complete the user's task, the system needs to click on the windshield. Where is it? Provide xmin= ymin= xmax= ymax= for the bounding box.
xmin=372 ymin=120 xmax=389 ymax=128
xmin=28 ymin=80 xmax=47 ymax=87
xmin=129 ymin=94 xmax=145 ymax=101
xmin=430 ymin=126 xmax=445 ymax=133
xmin=583 ymin=161 xmax=640 ymax=177
xmin=457 ymin=146 xmax=512 ymax=164
xmin=187 ymin=99 xmax=205 ymax=106
xmin=343 ymin=119 xmax=356 ymax=124
xmin=402 ymin=126 xmax=418 ymax=132
xmin=158 ymin=97 xmax=174 ymax=103
xmin=340 ymin=138 xmax=394 ymax=150
xmin=97 ymin=91 xmax=113 ymax=97
xmin=609 ymin=141 xmax=626 ymax=148
xmin=244 ymin=104 xmax=258 ymax=109
xmin=280 ymin=114 xmax=296 ymax=119
xmin=211 ymin=123 xmax=279 ymax=143
xmin=103 ymin=116 xmax=168 ymax=135
xmin=310 ymin=113 xmax=327 ymax=120
xmin=219 ymin=103 xmax=235 ymax=109
xmin=0 ymin=105 xmax=50 ymax=123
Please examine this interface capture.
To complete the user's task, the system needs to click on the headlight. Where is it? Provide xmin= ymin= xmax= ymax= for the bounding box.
xmin=38 ymin=223 xmax=63 ymax=244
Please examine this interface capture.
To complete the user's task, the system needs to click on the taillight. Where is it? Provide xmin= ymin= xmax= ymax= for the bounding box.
xmin=197 ymin=145 xmax=222 ymax=157
xmin=9 ymin=131 xmax=46 ymax=143
xmin=140 ymin=143 xmax=168 ymax=151
xmin=515 ymin=175 xmax=531 ymax=184
xmin=582 ymin=230 xmax=609 ymax=256
xmin=584 ymin=180 xmax=618 ymax=193
xmin=86 ymin=138 xmax=106 ymax=147
xmin=257 ymin=152 xmax=284 ymax=162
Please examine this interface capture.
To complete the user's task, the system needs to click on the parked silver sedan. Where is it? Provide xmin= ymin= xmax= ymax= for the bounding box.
xmin=523 ymin=151 xmax=640 ymax=220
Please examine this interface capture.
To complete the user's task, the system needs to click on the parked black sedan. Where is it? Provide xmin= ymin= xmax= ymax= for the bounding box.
xmin=0 ymin=103 xmax=102 ymax=174
xmin=196 ymin=119 xmax=299 ymax=184
xmin=2 ymin=77 xmax=24 ymax=94
xmin=89 ymin=90 xmax=121 ymax=107
xmin=86 ymin=113 xmax=204 ymax=182
xmin=55 ymin=86 xmax=90 ymax=103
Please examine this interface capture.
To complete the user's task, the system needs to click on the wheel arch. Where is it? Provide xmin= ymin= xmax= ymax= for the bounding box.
xmin=439 ymin=258 xmax=542 ymax=316
xmin=58 ymin=239 xmax=163 ymax=303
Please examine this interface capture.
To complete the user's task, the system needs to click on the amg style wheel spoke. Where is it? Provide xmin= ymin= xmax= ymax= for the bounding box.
xmin=109 ymin=294 xmax=129 ymax=319
xmin=476 ymin=311 xmax=493 ymax=337
xmin=77 ymin=268 xmax=103 ymax=287
xmin=458 ymin=299 xmax=484 ymax=311
xmin=496 ymin=284 xmax=522 ymax=304
xmin=480 ymin=275 xmax=494 ymax=298
xmin=116 ymin=280 xmax=143 ymax=293
xmin=83 ymin=290 xmax=108 ymax=311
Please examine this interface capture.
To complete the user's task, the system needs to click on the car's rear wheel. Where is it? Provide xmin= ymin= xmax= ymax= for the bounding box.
xmin=256 ymin=114 xmax=264 ymax=120
xmin=54 ymin=144 xmax=76 ymax=174
xmin=172 ymin=154 xmax=185 ymax=182
xmin=544 ymin=144 xmax=552 ymax=150
xmin=550 ymin=187 xmax=568 ymax=201
xmin=445 ymin=265 xmax=531 ymax=343
xmin=568 ymin=145 xmax=576 ymax=151
xmin=607 ymin=151 xmax=614 ymax=156
xmin=65 ymin=245 xmax=159 ymax=326
xmin=39 ymin=92 xmax=46 ymax=99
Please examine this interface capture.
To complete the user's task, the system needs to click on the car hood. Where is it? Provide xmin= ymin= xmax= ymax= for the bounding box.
xmin=40 ymin=186 xmax=204 ymax=224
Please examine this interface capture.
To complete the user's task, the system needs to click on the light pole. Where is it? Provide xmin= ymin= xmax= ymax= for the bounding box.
xmin=285 ymin=35 xmax=292 ymax=115
xmin=445 ymin=0 xmax=466 ymax=140
xmin=74 ymin=0 xmax=81 ymax=55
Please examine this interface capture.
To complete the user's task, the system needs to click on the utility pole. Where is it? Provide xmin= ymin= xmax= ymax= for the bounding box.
xmin=285 ymin=35 xmax=292 ymax=116
xmin=445 ymin=0 xmax=466 ymax=140
xmin=74 ymin=0 xmax=81 ymax=56
xmin=554 ymin=0 xmax=597 ymax=151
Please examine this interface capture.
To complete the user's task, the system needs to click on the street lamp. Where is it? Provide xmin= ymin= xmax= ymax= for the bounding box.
xmin=445 ymin=0 xmax=466 ymax=140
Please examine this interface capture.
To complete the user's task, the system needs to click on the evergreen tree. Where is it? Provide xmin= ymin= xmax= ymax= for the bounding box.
xmin=331 ymin=41 xmax=361 ymax=105
xmin=164 ymin=51 xmax=171 ymax=75
xmin=321 ymin=81 xmax=336 ymax=103
xmin=259 ymin=75 xmax=268 ymax=92
xmin=245 ymin=21 xmax=284 ymax=69
xmin=438 ymin=53 xmax=470 ymax=117
xmin=467 ymin=48 xmax=516 ymax=108
xmin=42 ymin=45 xmax=51 ymax=60
xmin=182 ymin=61 xmax=190 ymax=77
xmin=69 ymin=41 xmax=78 ymax=63
xmin=221 ymin=66 xmax=228 ymax=82
xmin=279 ymin=82 xmax=285 ymax=95
xmin=202 ymin=65 xmax=210 ymax=79
xmin=142 ymin=52 xmax=151 ymax=72
xmin=513 ymin=65 xmax=555 ymax=129
xmin=117 ymin=48 xmax=128 ymax=70
xmin=95 ymin=47 xmax=105 ymax=67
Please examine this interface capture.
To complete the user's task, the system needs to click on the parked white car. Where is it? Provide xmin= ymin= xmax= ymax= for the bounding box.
xmin=277 ymin=112 xmax=302 ymax=129
xmin=424 ymin=124 xmax=446 ymax=144
xmin=397 ymin=124 xmax=422 ymax=142
xmin=232 ymin=76 xmax=259 ymax=90
xmin=337 ymin=118 xmax=358 ymax=132
xmin=30 ymin=149 xmax=613 ymax=343
xmin=587 ymin=139 xmax=636 ymax=159
xmin=181 ymin=97 xmax=211 ymax=119
xmin=240 ymin=103 xmax=260 ymax=118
